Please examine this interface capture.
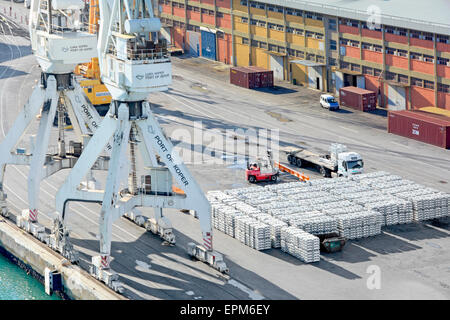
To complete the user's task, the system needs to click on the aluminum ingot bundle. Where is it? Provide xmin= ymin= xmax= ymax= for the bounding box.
xmin=280 ymin=226 xmax=320 ymax=263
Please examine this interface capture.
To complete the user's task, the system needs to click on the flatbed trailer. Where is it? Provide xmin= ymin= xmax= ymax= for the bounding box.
xmin=283 ymin=146 xmax=336 ymax=177
xmin=281 ymin=144 xmax=364 ymax=178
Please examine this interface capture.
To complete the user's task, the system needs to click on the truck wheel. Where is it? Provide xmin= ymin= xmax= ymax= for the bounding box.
xmin=270 ymin=175 xmax=278 ymax=182
xmin=287 ymin=155 xmax=294 ymax=164
xmin=296 ymin=158 xmax=302 ymax=168
xmin=248 ymin=176 xmax=256 ymax=183
xmin=319 ymin=166 xmax=327 ymax=177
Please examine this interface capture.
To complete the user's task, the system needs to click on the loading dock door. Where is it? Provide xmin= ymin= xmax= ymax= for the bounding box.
xmin=270 ymin=55 xmax=284 ymax=80
xmin=357 ymin=76 xmax=365 ymax=89
xmin=335 ymin=71 xmax=343 ymax=95
xmin=308 ymin=66 xmax=323 ymax=91
xmin=160 ymin=27 xmax=172 ymax=45
xmin=201 ymin=30 xmax=217 ymax=60
xmin=187 ymin=31 xmax=200 ymax=57
xmin=387 ymin=84 xmax=406 ymax=111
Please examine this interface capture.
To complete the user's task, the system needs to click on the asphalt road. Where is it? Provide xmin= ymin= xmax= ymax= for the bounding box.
xmin=0 ymin=3 xmax=449 ymax=300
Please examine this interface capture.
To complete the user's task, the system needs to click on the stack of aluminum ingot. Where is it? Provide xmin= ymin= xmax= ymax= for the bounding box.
xmin=334 ymin=211 xmax=381 ymax=239
xmin=254 ymin=214 xmax=288 ymax=248
xmin=280 ymin=226 xmax=320 ymax=263
xmin=234 ymin=215 xmax=271 ymax=250
xmin=284 ymin=211 xmax=338 ymax=235
xmin=396 ymin=190 xmax=450 ymax=221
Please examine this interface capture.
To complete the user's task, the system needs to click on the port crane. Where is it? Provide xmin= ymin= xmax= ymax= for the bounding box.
xmin=0 ymin=0 xmax=108 ymax=261
xmin=52 ymin=0 xmax=228 ymax=290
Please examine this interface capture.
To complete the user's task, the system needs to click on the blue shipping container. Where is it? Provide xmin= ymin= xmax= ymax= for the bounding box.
xmin=201 ymin=30 xmax=216 ymax=61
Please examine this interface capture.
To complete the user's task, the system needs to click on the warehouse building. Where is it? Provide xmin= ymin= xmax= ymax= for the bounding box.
xmin=158 ymin=0 xmax=450 ymax=110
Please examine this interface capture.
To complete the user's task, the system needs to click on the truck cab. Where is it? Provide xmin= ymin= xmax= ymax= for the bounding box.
xmin=337 ymin=152 xmax=364 ymax=177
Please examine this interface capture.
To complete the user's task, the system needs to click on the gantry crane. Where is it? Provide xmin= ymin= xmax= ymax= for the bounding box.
xmin=53 ymin=0 xmax=228 ymax=291
xmin=0 ymin=0 xmax=109 ymax=261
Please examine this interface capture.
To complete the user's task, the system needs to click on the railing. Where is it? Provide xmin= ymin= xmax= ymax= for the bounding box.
xmin=36 ymin=21 xmax=97 ymax=34
xmin=108 ymin=44 xmax=170 ymax=61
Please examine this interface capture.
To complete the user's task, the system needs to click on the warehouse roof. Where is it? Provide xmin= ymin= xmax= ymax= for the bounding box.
xmin=261 ymin=0 xmax=450 ymax=35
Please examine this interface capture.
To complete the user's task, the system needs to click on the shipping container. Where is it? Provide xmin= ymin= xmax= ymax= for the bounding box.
xmin=339 ymin=86 xmax=377 ymax=112
xmin=388 ymin=110 xmax=450 ymax=149
xmin=229 ymin=66 xmax=274 ymax=89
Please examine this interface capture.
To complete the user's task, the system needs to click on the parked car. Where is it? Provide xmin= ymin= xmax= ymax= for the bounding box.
xmin=320 ymin=94 xmax=339 ymax=111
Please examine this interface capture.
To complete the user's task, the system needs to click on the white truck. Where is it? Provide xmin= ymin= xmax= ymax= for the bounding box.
xmin=283 ymin=143 xmax=364 ymax=178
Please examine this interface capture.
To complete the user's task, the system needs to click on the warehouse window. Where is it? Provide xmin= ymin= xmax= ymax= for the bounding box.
xmin=293 ymin=9 xmax=302 ymax=16
xmin=410 ymin=52 xmax=422 ymax=60
xmin=362 ymin=66 xmax=373 ymax=76
xmin=386 ymin=47 xmax=395 ymax=55
xmin=193 ymin=6 xmax=200 ymax=12
xmin=422 ymin=33 xmax=434 ymax=41
xmin=278 ymin=46 xmax=286 ymax=54
xmin=240 ymin=0 xmax=248 ymax=5
xmin=242 ymin=37 xmax=249 ymax=45
xmin=373 ymin=69 xmax=382 ymax=77
xmin=241 ymin=17 xmax=248 ymax=23
xmin=397 ymin=49 xmax=408 ymax=57
xmin=351 ymin=63 xmax=361 ymax=72
xmin=330 ymin=39 xmax=337 ymax=50
xmin=349 ymin=40 xmax=359 ymax=47
xmin=424 ymin=80 xmax=434 ymax=89
xmin=411 ymin=77 xmax=423 ymax=87
xmin=438 ymin=83 xmax=450 ymax=93
xmin=437 ymin=57 xmax=450 ymax=65
xmin=363 ymin=66 xmax=373 ymax=75
xmin=286 ymin=9 xmax=294 ymax=15
xmin=275 ymin=6 xmax=283 ymax=13
xmin=257 ymin=21 xmax=266 ymax=27
xmin=385 ymin=26 xmax=395 ymax=34
xmin=286 ymin=27 xmax=294 ymax=34
xmin=328 ymin=19 xmax=337 ymax=31
xmin=317 ymin=56 xmax=325 ymax=63
xmin=385 ymin=71 xmax=397 ymax=81
xmin=260 ymin=42 xmax=268 ymax=49
xmin=340 ymin=61 xmax=350 ymax=70
xmin=296 ymin=50 xmax=305 ymax=58
xmin=373 ymin=45 xmax=382 ymax=52
xmin=307 ymin=53 xmax=315 ymax=61
xmin=288 ymin=48 xmax=295 ymax=56
xmin=396 ymin=28 xmax=407 ymax=36
xmin=294 ymin=29 xmax=303 ymax=35
xmin=251 ymin=39 xmax=259 ymax=47
xmin=437 ymin=35 xmax=449 ymax=43
xmin=423 ymin=55 xmax=434 ymax=63
xmin=268 ymin=44 xmax=277 ymax=52
xmin=250 ymin=19 xmax=257 ymax=25
xmin=315 ymin=33 xmax=324 ymax=40
xmin=361 ymin=42 xmax=371 ymax=50
xmin=217 ymin=31 xmax=224 ymax=39
xmin=329 ymin=58 xmax=336 ymax=66
xmin=306 ymin=31 xmax=314 ymax=38
xmin=267 ymin=5 xmax=275 ymax=11
xmin=410 ymin=31 xmax=421 ymax=39
xmin=216 ymin=12 xmax=223 ymax=18
xmin=398 ymin=74 xmax=409 ymax=84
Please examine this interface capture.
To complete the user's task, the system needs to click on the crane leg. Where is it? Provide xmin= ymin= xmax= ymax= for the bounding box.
xmin=26 ymin=76 xmax=58 ymax=223
xmin=0 ymin=82 xmax=46 ymax=217
xmin=97 ymin=103 xmax=130 ymax=269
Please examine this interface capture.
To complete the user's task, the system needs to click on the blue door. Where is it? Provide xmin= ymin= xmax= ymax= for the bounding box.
xmin=201 ymin=30 xmax=216 ymax=60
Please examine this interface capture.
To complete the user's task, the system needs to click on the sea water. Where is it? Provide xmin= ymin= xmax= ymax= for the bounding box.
xmin=0 ymin=253 xmax=61 ymax=300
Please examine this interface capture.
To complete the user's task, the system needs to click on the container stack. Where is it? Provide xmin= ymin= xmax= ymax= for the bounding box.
xmin=280 ymin=227 xmax=320 ymax=263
